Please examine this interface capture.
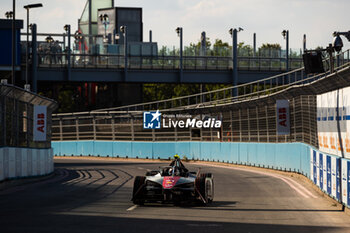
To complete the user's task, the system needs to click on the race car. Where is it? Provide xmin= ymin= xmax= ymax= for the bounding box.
xmin=131 ymin=156 xmax=214 ymax=205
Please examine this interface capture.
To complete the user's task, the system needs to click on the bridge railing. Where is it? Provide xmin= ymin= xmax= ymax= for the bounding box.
xmin=35 ymin=52 xmax=304 ymax=71
xmin=90 ymin=49 xmax=350 ymax=113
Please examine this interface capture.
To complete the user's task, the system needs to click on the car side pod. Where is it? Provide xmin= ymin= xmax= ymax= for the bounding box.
xmin=132 ymin=176 xmax=146 ymax=204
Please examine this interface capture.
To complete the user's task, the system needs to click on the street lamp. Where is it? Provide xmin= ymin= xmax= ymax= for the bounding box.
xmin=120 ymin=25 xmax=128 ymax=77
xmin=99 ymin=14 xmax=109 ymax=43
xmin=5 ymin=11 xmax=13 ymax=19
xmin=281 ymin=29 xmax=289 ymax=71
xmin=45 ymin=36 xmax=54 ymax=43
xmin=229 ymin=27 xmax=243 ymax=97
xmin=23 ymin=3 xmax=43 ymax=91
xmin=64 ymin=25 xmax=71 ymax=75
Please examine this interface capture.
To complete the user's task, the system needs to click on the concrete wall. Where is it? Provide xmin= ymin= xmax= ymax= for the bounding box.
xmin=0 ymin=147 xmax=54 ymax=182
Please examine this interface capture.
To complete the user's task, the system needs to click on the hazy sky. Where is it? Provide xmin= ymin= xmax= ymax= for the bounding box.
xmin=2 ymin=0 xmax=350 ymax=50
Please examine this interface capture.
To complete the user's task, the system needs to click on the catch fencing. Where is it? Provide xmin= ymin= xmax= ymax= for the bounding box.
xmin=0 ymin=84 xmax=57 ymax=149
xmin=52 ymin=49 xmax=350 ymax=147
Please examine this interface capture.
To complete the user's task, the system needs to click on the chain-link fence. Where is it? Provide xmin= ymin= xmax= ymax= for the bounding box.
xmin=52 ymin=94 xmax=318 ymax=147
xmin=0 ymin=84 xmax=57 ymax=149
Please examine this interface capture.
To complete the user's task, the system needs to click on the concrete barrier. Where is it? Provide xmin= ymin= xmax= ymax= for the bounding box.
xmin=0 ymin=147 xmax=54 ymax=182
xmin=52 ymin=140 xmax=350 ymax=208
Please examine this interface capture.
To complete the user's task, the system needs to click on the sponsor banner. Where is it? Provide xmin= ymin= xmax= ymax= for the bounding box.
xmin=341 ymin=159 xmax=347 ymax=205
xmin=317 ymin=87 xmax=350 ymax=159
xmin=327 ymin=155 xmax=332 ymax=194
xmin=276 ymin=100 xmax=290 ymax=135
xmin=319 ymin=153 xmax=323 ymax=189
xmin=33 ymin=106 xmax=47 ymax=141
xmin=316 ymin=151 xmax=320 ymax=187
xmin=331 ymin=156 xmax=337 ymax=197
xmin=323 ymin=153 xmax=327 ymax=192
xmin=336 ymin=158 xmax=341 ymax=200
xmin=348 ymin=161 xmax=350 ymax=206
xmin=310 ymin=148 xmax=314 ymax=181
xmin=313 ymin=150 xmax=317 ymax=184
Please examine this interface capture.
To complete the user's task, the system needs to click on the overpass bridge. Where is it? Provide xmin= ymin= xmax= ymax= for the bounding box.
xmin=19 ymin=30 xmax=305 ymax=86
xmin=27 ymin=53 xmax=304 ymax=84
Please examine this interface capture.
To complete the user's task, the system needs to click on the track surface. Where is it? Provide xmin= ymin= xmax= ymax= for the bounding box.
xmin=0 ymin=158 xmax=349 ymax=233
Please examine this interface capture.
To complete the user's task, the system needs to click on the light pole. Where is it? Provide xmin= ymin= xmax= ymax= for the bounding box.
xmin=12 ymin=0 xmax=15 ymax=85
xmin=24 ymin=3 xmax=43 ymax=91
xmin=253 ymin=33 xmax=256 ymax=57
xmin=282 ymin=30 xmax=289 ymax=71
xmin=200 ymin=31 xmax=206 ymax=102
xmin=229 ymin=27 xmax=243 ymax=96
xmin=175 ymin=27 xmax=183 ymax=82
xmin=64 ymin=25 xmax=71 ymax=81
xmin=120 ymin=25 xmax=128 ymax=80
xmin=99 ymin=14 xmax=109 ymax=44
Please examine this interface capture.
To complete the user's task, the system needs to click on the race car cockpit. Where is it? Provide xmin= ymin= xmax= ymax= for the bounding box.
xmin=160 ymin=156 xmax=189 ymax=176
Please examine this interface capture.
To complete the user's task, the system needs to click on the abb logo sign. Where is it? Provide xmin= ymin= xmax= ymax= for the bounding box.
xmin=276 ymin=100 xmax=290 ymax=135
xmin=34 ymin=106 xmax=47 ymax=141
xmin=278 ymin=108 xmax=287 ymax=127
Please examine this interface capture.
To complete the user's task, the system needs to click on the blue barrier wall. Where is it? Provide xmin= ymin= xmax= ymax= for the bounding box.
xmin=52 ymin=140 xmax=350 ymax=208
xmin=52 ymin=141 xmax=311 ymax=178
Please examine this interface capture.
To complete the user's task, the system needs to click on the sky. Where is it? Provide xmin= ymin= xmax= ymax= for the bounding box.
xmin=1 ymin=0 xmax=350 ymax=51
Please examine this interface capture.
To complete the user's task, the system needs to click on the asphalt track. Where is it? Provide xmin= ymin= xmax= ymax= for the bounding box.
xmin=0 ymin=158 xmax=350 ymax=233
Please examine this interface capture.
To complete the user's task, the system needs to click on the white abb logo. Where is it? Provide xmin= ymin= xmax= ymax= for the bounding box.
xmin=276 ymin=100 xmax=290 ymax=135
xmin=33 ymin=106 xmax=47 ymax=141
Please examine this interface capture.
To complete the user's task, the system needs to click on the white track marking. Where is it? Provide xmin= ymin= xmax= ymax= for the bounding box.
xmin=126 ymin=205 xmax=138 ymax=211
xmin=196 ymin=163 xmax=318 ymax=199
xmin=137 ymin=167 xmax=144 ymax=170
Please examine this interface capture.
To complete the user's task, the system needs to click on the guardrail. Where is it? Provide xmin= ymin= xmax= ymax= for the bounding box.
xmin=89 ymin=49 xmax=350 ymax=112
xmin=34 ymin=53 xmax=304 ymax=71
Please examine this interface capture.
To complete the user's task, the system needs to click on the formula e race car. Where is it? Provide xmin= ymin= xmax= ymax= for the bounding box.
xmin=131 ymin=156 xmax=214 ymax=205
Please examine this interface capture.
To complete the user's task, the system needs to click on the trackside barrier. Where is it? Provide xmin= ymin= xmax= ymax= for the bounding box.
xmin=310 ymin=148 xmax=350 ymax=207
xmin=0 ymin=147 xmax=54 ymax=182
xmin=52 ymin=141 xmax=310 ymax=174
xmin=52 ymin=140 xmax=350 ymax=208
